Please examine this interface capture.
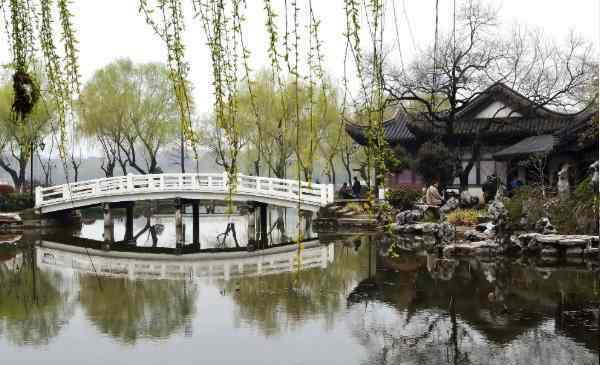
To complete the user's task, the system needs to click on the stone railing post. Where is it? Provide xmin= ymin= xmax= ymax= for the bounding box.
xmin=34 ymin=186 xmax=42 ymax=207
xmin=63 ymin=184 xmax=72 ymax=202
xmin=127 ymin=175 xmax=133 ymax=191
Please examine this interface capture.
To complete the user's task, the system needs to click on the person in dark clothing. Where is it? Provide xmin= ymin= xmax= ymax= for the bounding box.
xmin=352 ymin=177 xmax=362 ymax=198
xmin=339 ymin=182 xmax=353 ymax=199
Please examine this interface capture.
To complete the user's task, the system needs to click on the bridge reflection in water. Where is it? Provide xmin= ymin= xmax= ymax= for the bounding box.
xmin=1 ymin=236 xmax=598 ymax=364
xmin=37 ymin=240 xmax=335 ymax=281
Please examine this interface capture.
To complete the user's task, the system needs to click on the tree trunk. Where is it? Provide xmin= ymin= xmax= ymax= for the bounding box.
xmin=0 ymin=158 xmax=21 ymax=191
xmin=345 ymin=163 xmax=352 ymax=184
xmin=458 ymin=142 xmax=481 ymax=193
xmin=328 ymin=158 xmax=336 ymax=185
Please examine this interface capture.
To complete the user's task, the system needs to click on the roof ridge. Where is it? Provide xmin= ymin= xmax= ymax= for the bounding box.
xmin=457 ymin=82 xmax=590 ymax=118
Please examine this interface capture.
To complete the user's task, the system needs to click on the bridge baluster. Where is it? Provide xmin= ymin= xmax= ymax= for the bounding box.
xmin=127 ymin=175 xmax=133 ymax=191
xmin=37 ymin=173 xmax=329 ymax=213
xmin=63 ymin=184 xmax=71 ymax=201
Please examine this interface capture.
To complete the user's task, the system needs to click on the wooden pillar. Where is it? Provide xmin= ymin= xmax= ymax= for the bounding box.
xmin=258 ymin=203 xmax=268 ymax=249
xmin=192 ymin=201 xmax=200 ymax=249
xmin=175 ymin=198 xmax=184 ymax=253
xmin=102 ymin=203 xmax=113 ymax=250
xmin=124 ymin=202 xmax=134 ymax=243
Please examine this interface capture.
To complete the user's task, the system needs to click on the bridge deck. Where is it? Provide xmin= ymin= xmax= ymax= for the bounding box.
xmin=36 ymin=173 xmax=335 ymax=214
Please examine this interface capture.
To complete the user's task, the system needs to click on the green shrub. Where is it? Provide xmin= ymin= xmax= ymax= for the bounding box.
xmin=0 ymin=192 xmax=33 ymax=212
xmin=505 ymin=179 xmax=599 ymax=234
xmin=505 ymin=185 xmax=550 ymax=230
xmin=386 ymin=187 xmax=422 ymax=210
xmin=447 ymin=209 xmax=485 ymax=226
xmin=416 ymin=142 xmax=455 ymax=186
xmin=550 ymin=177 xmax=599 ymax=234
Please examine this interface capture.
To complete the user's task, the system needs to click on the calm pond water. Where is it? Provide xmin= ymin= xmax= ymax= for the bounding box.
xmin=0 ymin=216 xmax=599 ymax=365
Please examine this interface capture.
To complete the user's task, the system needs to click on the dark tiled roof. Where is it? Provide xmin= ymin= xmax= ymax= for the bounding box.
xmin=493 ymin=135 xmax=557 ymax=160
xmin=346 ymin=82 xmax=595 ymax=145
xmin=408 ymin=116 xmax=578 ymax=137
xmin=345 ymin=110 xmax=415 ymax=146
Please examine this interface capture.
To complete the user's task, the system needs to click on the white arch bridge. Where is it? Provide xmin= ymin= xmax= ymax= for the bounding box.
xmin=36 ymin=173 xmax=335 ymax=249
xmin=35 ymin=173 xmax=335 ymax=214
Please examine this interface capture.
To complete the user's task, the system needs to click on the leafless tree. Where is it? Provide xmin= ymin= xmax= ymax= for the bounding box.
xmin=386 ymin=0 xmax=597 ymax=191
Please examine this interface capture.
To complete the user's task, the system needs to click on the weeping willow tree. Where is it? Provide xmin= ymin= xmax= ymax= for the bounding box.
xmin=206 ymin=69 xmax=341 ymax=181
xmin=0 ymin=77 xmax=53 ymax=191
xmin=342 ymin=0 xmax=390 ymax=196
xmin=0 ymin=0 xmax=80 ymax=162
xmin=0 ymin=247 xmax=75 ymax=346
xmin=1 ymin=0 xmax=391 ymax=222
xmin=222 ymin=242 xmax=369 ymax=336
xmin=78 ymin=275 xmax=197 ymax=344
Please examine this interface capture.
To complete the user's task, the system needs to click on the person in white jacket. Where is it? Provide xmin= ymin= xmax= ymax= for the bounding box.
xmin=425 ymin=179 xmax=443 ymax=206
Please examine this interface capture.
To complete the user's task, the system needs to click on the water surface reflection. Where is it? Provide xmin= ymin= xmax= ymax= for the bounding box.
xmin=0 ymin=235 xmax=598 ymax=365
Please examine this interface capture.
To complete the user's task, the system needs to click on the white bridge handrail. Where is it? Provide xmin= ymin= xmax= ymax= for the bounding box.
xmin=35 ymin=172 xmax=335 ymax=210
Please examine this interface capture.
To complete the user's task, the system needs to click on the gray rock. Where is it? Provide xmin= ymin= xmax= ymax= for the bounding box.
xmin=441 ymin=197 xmax=460 ymax=213
xmin=540 ymin=247 xmax=559 ymax=256
xmin=584 ymin=247 xmax=599 ymax=256
xmin=464 ymin=229 xmax=491 ymax=242
xmin=443 ymin=240 xmax=498 ymax=257
xmin=475 ymin=222 xmax=495 ymax=233
xmin=435 ymin=222 xmax=456 ymax=243
xmin=487 ymin=200 xmax=507 ymax=225
xmin=556 ymin=238 xmax=588 ymax=247
xmin=428 ymin=258 xmax=459 ymax=281
xmin=535 ymin=234 xmax=561 ymax=244
xmin=395 ymin=209 xmax=423 ymax=225
xmin=565 ymin=247 xmax=583 ymax=256
xmin=460 ymin=191 xmax=479 ymax=207
xmin=534 ymin=217 xmax=557 ymax=234
xmin=421 ymin=223 xmax=437 ymax=233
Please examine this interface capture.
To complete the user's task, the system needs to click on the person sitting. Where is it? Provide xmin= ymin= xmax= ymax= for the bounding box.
xmin=339 ymin=182 xmax=353 ymax=199
xmin=425 ymin=179 xmax=443 ymax=206
xmin=482 ymin=174 xmax=499 ymax=202
xmin=352 ymin=177 xmax=362 ymax=198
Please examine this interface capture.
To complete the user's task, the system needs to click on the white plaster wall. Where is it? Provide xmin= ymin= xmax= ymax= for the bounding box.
xmin=475 ymin=101 xmax=522 ymax=118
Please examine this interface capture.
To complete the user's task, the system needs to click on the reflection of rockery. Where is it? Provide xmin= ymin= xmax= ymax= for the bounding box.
xmin=37 ymin=240 xmax=335 ymax=281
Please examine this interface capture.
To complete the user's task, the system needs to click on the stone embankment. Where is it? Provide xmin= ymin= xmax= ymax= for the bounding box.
xmin=314 ymin=200 xmax=379 ymax=234
xmin=442 ymin=230 xmax=599 ymax=259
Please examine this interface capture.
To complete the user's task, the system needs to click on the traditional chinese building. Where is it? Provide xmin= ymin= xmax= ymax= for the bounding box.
xmin=345 ymin=82 xmax=599 ymax=196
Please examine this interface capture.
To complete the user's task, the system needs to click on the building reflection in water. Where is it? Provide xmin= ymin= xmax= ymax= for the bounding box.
xmin=346 ymin=236 xmax=599 ymax=365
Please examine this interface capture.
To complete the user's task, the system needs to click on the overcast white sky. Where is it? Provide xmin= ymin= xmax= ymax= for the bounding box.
xmin=65 ymin=0 xmax=598 ymax=118
xmin=0 ymin=0 xmax=597 ymax=121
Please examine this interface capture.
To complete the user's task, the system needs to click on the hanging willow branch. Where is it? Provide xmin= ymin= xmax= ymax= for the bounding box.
xmin=342 ymin=0 xmax=390 ymax=209
xmin=138 ymin=0 xmax=197 ymax=161
xmin=1 ymin=0 xmax=81 ymax=160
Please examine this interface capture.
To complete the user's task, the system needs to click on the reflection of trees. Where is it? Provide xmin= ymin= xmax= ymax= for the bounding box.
xmin=224 ymin=243 xmax=369 ymax=336
xmin=78 ymin=275 xmax=197 ymax=344
xmin=347 ymin=252 xmax=600 ymax=364
xmin=0 ymin=247 xmax=74 ymax=346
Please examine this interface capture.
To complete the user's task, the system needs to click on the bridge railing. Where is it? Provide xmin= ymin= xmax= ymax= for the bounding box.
xmin=35 ymin=173 xmax=335 ymax=209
